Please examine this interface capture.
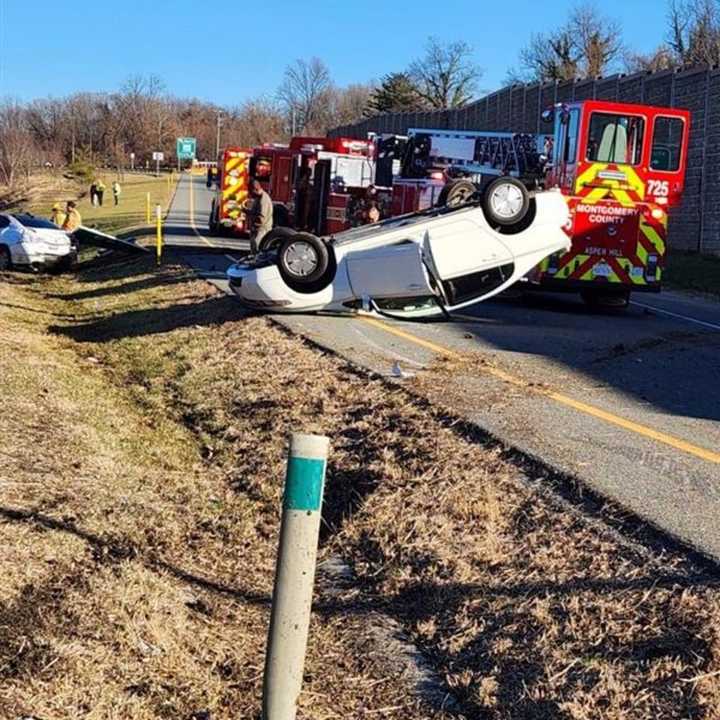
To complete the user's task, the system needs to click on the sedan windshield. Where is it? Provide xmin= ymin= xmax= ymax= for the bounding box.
xmin=12 ymin=214 xmax=60 ymax=229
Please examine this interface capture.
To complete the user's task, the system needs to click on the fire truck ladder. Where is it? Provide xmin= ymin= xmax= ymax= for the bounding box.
xmin=408 ymin=128 xmax=544 ymax=180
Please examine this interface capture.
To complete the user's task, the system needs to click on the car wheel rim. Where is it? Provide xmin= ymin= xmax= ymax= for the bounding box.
xmin=490 ymin=183 xmax=524 ymax=219
xmin=284 ymin=241 xmax=318 ymax=277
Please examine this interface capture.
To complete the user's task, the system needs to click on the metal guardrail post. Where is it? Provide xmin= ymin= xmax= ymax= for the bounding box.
xmin=262 ymin=433 xmax=330 ymax=720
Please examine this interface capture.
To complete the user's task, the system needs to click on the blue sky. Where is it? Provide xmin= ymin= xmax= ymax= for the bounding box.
xmin=0 ymin=0 xmax=667 ymax=105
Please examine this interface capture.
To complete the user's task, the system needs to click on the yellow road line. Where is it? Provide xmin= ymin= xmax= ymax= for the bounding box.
xmin=359 ymin=315 xmax=720 ymax=465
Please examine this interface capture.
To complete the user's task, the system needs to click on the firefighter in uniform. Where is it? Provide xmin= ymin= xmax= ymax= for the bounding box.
xmin=62 ymin=201 xmax=82 ymax=232
xmin=247 ymin=178 xmax=273 ymax=254
xmin=50 ymin=203 xmax=66 ymax=228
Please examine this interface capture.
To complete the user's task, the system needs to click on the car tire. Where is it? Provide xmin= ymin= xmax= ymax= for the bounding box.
xmin=437 ymin=178 xmax=477 ymax=208
xmin=581 ymin=288 xmax=630 ymax=311
xmin=482 ymin=176 xmax=530 ymax=228
xmin=0 ymin=245 xmax=11 ymax=271
xmin=258 ymin=226 xmax=296 ymax=252
xmin=277 ymin=232 xmax=331 ymax=289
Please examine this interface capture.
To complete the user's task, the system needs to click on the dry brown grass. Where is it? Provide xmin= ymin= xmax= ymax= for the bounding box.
xmin=1 ymin=255 xmax=719 ymax=719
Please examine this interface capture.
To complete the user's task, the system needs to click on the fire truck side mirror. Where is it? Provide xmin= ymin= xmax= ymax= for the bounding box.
xmin=542 ymin=106 xmax=570 ymax=125
xmin=541 ymin=107 xmax=555 ymax=124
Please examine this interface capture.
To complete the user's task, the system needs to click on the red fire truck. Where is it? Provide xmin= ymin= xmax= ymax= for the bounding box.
xmin=392 ymin=100 xmax=690 ymax=307
xmin=250 ymin=136 xmax=381 ymax=239
xmin=209 ymin=147 xmax=252 ymax=235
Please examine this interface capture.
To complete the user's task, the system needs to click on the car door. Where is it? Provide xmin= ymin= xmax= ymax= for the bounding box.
xmin=422 ymin=191 xmax=571 ymax=311
xmin=343 ymin=192 xmax=570 ymax=315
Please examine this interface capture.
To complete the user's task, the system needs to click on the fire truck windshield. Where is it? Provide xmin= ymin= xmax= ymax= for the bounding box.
xmin=586 ymin=113 xmax=645 ymax=165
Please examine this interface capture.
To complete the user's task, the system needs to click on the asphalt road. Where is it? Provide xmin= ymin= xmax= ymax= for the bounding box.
xmin=166 ymin=173 xmax=720 ymax=560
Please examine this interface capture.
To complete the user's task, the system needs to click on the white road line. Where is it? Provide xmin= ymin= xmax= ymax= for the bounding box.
xmin=630 ymin=300 xmax=720 ymax=332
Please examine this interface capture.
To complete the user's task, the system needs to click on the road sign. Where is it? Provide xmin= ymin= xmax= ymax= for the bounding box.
xmin=176 ymin=137 xmax=196 ymax=160
xmin=152 ymin=151 xmax=164 ymax=161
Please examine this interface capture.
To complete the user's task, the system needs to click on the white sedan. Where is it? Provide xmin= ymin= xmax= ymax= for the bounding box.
xmin=0 ymin=213 xmax=76 ymax=272
xmin=226 ymin=189 xmax=571 ymax=319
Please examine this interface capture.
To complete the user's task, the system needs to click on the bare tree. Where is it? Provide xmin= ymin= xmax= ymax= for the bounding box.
xmin=0 ymin=101 xmax=37 ymax=186
xmin=668 ymin=0 xmax=720 ymax=64
xmin=277 ymin=57 xmax=332 ymax=133
xmin=516 ymin=3 xmax=623 ymax=82
xmin=624 ymin=45 xmax=678 ymax=72
xmin=233 ymin=99 xmax=286 ymax=147
xmin=407 ymin=38 xmax=481 ymax=109
xmin=519 ymin=31 xmax=580 ymax=82
xmin=327 ymin=83 xmax=375 ymax=126
xmin=572 ymin=4 xmax=624 ymax=77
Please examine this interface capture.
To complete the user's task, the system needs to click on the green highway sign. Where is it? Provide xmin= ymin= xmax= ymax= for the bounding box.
xmin=176 ymin=137 xmax=197 ymax=159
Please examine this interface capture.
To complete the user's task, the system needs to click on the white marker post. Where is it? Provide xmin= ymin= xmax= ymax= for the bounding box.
xmin=155 ymin=204 xmax=163 ymax=265
xmin=262 ymin=433 xmax=330 ymax=720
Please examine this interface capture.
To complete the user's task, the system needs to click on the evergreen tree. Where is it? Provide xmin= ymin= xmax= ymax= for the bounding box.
xmin=365 ymin=73 xmax=426 ymax=115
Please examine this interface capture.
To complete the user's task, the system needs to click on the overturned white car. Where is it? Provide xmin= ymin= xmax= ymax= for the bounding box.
xmin=226 ymin=188 xmax=571 ymax=319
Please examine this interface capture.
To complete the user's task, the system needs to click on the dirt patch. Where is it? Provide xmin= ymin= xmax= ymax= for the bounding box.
xmin=1 ymin=256 xmax=720 ymax=719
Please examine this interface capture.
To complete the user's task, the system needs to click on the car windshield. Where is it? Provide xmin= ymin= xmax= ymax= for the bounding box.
xmin=13 ymin=214 xmax=60 ymax=229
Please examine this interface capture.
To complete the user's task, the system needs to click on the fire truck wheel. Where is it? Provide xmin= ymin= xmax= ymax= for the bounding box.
xmin=482 ymin=176 xmax=530 ymax=228
xmin=437 ymin=179 xmax=477 ymax=208
xmin=278 ymin=232 xmax=331 ymax=289
xmin=258 ymin=227 xmax=295 ymax=252
xmin=581 ymin=288 xmax=630 ymax=311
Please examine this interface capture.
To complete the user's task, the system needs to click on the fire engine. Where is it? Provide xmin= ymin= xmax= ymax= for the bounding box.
xmin=251 ymin=136 xmax=381 ymax=241
xmin=392 ymin=100 xmax=690 ymax=307
xmin=208 ymin=147 xmax=252 ymax=235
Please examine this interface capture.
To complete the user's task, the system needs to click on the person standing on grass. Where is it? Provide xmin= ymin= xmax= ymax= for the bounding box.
xmin=50 ymin=203 xmax=66 ymax=228
xmin=89 ymin=179 xmax=98 ymax=206
xmin=96 ymin=178 xmax=106 ymax=206
xmin=62 ymin=201 xmax=82 ymax=232
xmin=112 ymin=180 xmax=121 ymax=206
xmin=247 ymin=178 xmax=273 ymax=254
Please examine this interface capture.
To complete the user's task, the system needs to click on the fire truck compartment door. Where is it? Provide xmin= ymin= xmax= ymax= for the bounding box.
xmin=345 ymin=242 xmax=434 ymax=300
xmin=318 ymin=151 xmax=374 ymax=188
xmin=430 ymin=135 xmax=475 ymax=163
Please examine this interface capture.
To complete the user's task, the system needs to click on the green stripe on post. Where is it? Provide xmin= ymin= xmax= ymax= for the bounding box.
xmin=283 ymin=456 xmax=326 ymax=511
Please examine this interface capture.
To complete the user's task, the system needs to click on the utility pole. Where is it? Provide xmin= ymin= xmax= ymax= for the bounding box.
xmin=216 ymin=112 xmax=223 ymax=159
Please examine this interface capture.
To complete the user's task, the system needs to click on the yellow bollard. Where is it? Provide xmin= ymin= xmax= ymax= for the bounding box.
xmin=146 ymin=192 xmax=151 ymax=224
xmin=155 ymin=204 xmax=163 ymax=265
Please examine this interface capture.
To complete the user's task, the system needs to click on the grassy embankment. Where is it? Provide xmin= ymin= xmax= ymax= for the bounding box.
xmin=2 ymin=170 xmax=176 ymax=237
xmin=666 ymin=251 xmax=720 ymax=298
xmin=1 ymin=255 xmax=719 ymax=719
